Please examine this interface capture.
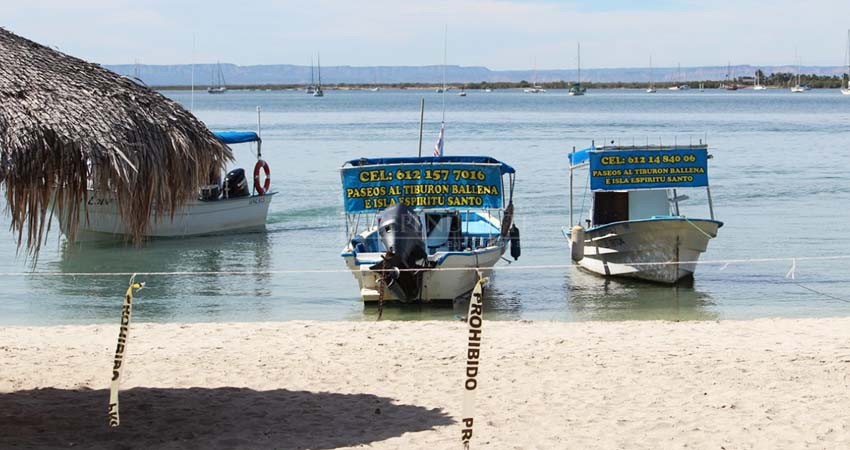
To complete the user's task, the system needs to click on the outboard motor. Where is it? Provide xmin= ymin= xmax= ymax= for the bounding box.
xmin=369 ymin=204 xmax=427 ymax=302
xmin=223 ymin=168 xmax=250 ymax=198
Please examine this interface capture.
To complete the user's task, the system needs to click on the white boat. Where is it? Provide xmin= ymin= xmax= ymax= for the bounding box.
xmin=207 ymin=61 xmax=227 ymax=94
xmin=563 ymin=142 xmax=722 ymax=284
xmin=61 ymin=130 xmax=275 ymax=241
xmin=668 ymin=63 xmax=689 ymax=90
xmin=646 ymin=56 xmax=656 ymax=93
xmin=753 ymin=69 xmax=767 ymax=90
xmin=65 ymin=192 xmax=274 ymax=241
xmin=842 ymin=30 xmax=850 ymax=95
xmin=568 ymin=42 xmax=586 ymax=96
xmin=791 ymin=53 xmax=806 ymax=93
xmin=339 ymin=156 xmax=519 ymax=303
xmin=524 ymin=59 xmax=546 ymax=93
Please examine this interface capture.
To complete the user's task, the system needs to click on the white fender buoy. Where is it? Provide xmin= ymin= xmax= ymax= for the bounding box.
xmin=570 ymin=225 xmax=585 ymax=262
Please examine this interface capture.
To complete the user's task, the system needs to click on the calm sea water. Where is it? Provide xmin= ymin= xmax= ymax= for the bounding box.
xmin=2 ymin=88 xmax=849 ymax=324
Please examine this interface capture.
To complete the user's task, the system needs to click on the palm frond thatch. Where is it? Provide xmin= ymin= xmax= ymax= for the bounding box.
xmin=0 ymin=28 xmax=233 ymax=254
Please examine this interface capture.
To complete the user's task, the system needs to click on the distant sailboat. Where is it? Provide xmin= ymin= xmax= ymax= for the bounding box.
xmin=207 ymin=61 xmax=227 ymax=94
xmin=842 ymin=30 xmax=850 ymax=95
xmin=568 ymin=42 xmax=586 ymax=96
xmin=313 ymin=53 xmax=324 ymax=97
xmin=524 ymin=58 xmax=545 ymax=93
xmin=370 ymin=67 xmax=381 ymax=91
xmin=753 ymin=69 xmax=767 ymax=90
xmin=668 ymin=63 xmax=684 ymax=90
xmin=679 ymin=63 xmax=690 ymax=90
xmin=724 ymin=62 xmax=738 ymax=90
xmin=646 ymin=56 xmax=656 ymax=93
xmin=791 ymin=53 xmax=806 ymax=93
xmin=305 ymin=56 xmax=316 ymax=94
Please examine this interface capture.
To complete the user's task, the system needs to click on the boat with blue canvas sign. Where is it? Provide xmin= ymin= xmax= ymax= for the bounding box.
xmin=563 ymin=142 xmax=722 ymax=283
xmin=340 ymin=156 xmax=520 ymax=303
xmin=60 ymin=126 xmax=275 ymax=241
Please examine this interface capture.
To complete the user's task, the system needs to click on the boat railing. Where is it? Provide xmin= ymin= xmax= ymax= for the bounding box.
xmin=345 ymin=206 xmax=506 ymax=253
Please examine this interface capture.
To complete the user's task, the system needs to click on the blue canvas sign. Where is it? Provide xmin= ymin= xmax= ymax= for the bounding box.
xmin=341 ymin=163 xmax=504 ymax=213
xmin=589 ymin=148 xmax=709 ymax=191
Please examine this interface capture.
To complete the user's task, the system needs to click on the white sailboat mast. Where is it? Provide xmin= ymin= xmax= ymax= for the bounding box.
xmin=577 ymin=42 xmax=581 ymax=85
xmin=847 ymin=30 xmax=850 ymax=91
xmin=649 ymin=56 xmax=653 ymax=88
xmin=442 ymin=25 xmax=447 ymax=123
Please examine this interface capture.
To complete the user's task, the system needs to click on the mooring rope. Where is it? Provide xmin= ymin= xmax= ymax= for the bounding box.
xmin=0 ymin=253 xmax=849 ymax=277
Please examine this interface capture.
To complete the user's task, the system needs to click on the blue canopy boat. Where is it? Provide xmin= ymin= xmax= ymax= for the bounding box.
xmin=563 ymin=142 xmax=722 ymax=283
xmin=340 ymin=156 xmax=520 ymax=303
xmin=60 ymin=125 xmax=276 ymax=240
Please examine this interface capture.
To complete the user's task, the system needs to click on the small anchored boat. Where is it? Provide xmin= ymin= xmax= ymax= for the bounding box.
xmin=340 ymin=156 xmax=520 ymax=303
xmin=60 ymin=127 xmax=275 ymax=241
xmin=563 ymin=142 xmax=722 ymax=284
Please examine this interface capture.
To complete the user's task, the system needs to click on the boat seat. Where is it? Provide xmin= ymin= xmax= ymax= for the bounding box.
xmin=426 ymin=216 xmax=452 ymax=253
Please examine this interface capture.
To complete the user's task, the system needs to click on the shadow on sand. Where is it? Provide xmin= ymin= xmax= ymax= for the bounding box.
xmin=0 ymin=387 xmax=454 ymax=449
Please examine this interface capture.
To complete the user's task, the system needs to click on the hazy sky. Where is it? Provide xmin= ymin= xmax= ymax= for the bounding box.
xmin=5 ymin=0 xmax=850 ymax=69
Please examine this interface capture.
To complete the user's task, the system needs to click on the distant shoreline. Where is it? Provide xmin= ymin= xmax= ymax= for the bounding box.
xmin=153 ymin=77 xmax=846 ymax=91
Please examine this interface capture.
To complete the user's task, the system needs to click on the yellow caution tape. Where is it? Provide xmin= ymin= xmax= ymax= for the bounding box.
xmin=108 ymin=276 xmax=144 ymax=427
xmin=461 ymin=276 xmax=487 ymax=449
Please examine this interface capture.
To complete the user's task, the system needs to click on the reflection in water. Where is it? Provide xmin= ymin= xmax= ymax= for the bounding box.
xmin=358 ymin=302 xmax=459 ymax=321
xmin=354 ymin=274 xmax=526 ymax=321
xmin=38 ymin=232 xmax=274 ymax=322
xmin=565 ymin=267 xmax=718 ymax=321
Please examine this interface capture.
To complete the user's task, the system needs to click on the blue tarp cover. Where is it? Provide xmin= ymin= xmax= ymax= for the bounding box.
xmin=213 ymin=131 xmax=261 ymax=144
xmin=345 ymin=156 xmax=515 ymax=175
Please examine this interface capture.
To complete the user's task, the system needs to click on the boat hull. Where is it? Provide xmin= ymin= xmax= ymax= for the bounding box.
xmin=567 ymin=218 xmax=721 ymax=284
xmin=60 ymin=192 xmax=274 ymax=241
xmin=343 ymin=244 xmax=505 ymax=302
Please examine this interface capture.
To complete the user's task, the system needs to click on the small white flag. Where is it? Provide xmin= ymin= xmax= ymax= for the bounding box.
xmin=434 ymin=122 xmax=445 ymax=157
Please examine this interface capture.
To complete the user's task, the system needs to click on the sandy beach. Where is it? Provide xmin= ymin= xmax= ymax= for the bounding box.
xmin=2 ymin=318 xmax=850 ymax=449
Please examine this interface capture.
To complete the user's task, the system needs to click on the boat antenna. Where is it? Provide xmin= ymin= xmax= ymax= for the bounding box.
xmin=418 ymin=97 xmax=425 ymax=157
xmin=441 ymin=24 xmax=447 ymax=124
xmin=190 ymin=33 xmax=195 ymax=112
xmin=256 ymin=106 xmax=262 ymax=159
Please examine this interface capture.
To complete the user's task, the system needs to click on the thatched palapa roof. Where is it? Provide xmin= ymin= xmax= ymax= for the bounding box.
xmin=0 ymin=28 xmax=233 ymax=253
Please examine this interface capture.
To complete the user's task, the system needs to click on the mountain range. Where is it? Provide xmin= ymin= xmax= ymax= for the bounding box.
xmin=105 ymin=63 xmax=850 ymax=86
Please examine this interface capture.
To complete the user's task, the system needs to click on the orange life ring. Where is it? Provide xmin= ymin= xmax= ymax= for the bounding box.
xmin=253 ymin=159 xmax=270 ymax=195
